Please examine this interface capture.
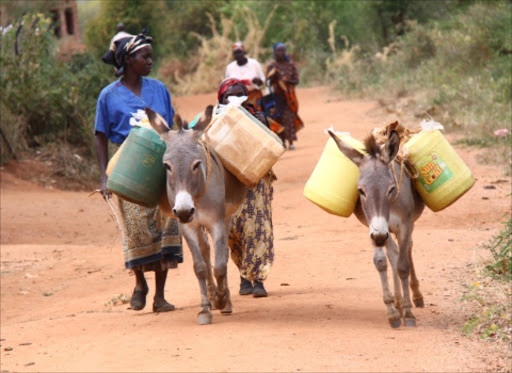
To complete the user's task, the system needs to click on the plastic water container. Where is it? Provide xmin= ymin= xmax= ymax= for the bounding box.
xmin=405 ymin=130 xmax=474 ymax=212
xmin=304 ymin=132 xmax=365 ymax=217
xmin=106 ymin=142 xmax=126 ymax=177
xmin=204 ymin=104 xmax=285 ymax=187
xmin=107 ymin=126 xmax=167 ymax=208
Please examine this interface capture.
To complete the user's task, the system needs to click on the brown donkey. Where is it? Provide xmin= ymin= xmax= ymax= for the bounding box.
xmin=328 ymin=129 xmax=425 ymax=328
xmin=147 ymin=106 xmax=247 ymax=325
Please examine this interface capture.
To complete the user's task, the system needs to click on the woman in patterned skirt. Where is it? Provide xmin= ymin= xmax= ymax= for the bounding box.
xmin=95 ymin=31 xmax=182 ymax=312
xmin=217 ymin=79 xmax=276 ymax=298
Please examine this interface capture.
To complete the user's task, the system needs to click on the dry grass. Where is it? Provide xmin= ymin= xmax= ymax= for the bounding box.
xmin=159 ymin=6 xmax=277 ymax=96
xmin=325 ymin=20 xmax=359 ymax=77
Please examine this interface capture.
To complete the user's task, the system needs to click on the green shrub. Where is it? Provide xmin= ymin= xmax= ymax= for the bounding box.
xmin=461 ymin=216 xmax=512 ymax=342
xmin=485 ymin=216 xmax=512 ymax=280
xmin=0 ymin=12 xmax=111 ymax=189
xmin=330 ymin=2 xmax=511 ymax=138
xmin=0 ymin=14 xmax=57 ymax=144
xmin=1 ymin=13 xmax=110 ymax=147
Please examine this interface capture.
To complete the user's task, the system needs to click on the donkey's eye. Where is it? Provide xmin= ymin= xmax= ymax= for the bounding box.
xmin=358 ymin=188 xmax=366 ymax=197
xmin=192 ymin=160 xmax=201 ymax=171
xmin=164 ymin=163 xmax=172 ymax=172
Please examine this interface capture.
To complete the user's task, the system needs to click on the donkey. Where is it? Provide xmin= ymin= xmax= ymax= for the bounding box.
xmin=328 ymin=128 xmax=425 ymax=328
xmin=146 ymin=106 xmax=247 ymax=325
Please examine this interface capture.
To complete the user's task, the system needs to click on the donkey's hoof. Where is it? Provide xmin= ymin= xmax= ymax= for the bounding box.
xmin=220 ymin=304 xmax=232 ymax=314
xmin=414 ymin=298 xmax=425 ymax=308
xmin=214 ymin=294 xmax=227 ymax=310
xmin=388 ymin=317 xmax=401 ymax=328
xmin=198 ymin=311 xmax=213 ymax=325
xmin=404 ymin=318 xmax=416 ymax=327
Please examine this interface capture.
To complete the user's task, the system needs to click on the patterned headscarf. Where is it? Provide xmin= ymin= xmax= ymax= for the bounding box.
xmin=273 ymin=42 xmax=290 ymax=61
xmin=217 ymin=78 xmax=248 ymax=102
xmin=101 ymin=30 xmax=153 ymax=77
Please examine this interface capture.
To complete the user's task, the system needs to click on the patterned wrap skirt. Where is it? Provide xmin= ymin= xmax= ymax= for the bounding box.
xmin=228 ymin=173 xmax=274 ymax=282
xmin=118 ymin=198 xmax=183 ymax=272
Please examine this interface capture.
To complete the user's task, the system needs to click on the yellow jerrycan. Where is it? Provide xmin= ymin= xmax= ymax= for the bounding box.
xmin=304 ymin=132 xmax=365 ymax=217
xmin=405 ymin=128 xmax=474 ymax=212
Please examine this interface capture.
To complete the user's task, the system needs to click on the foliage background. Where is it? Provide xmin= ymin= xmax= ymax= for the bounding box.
xmin=1 ymin=0 xmax=510 ymax=181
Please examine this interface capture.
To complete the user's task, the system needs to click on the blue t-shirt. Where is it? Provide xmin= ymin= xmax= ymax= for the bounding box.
xmin=94 ymin=77 xmax=174 ymax=144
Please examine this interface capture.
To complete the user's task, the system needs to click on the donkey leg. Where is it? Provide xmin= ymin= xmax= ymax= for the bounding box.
xmin=181 ymin=225 xmax=212 ymax=325
xmin=408 ymin=240 xmax=424 ymax=308
xmin=385 ymin=239 xmax=403 ymax=317
xmin=211 ymin=221 xmax=230 ymax=311
xmin=219 ymin=218 xmax=235 ymax=314
xmin=198 ymin=227 xmax=217 ymax=307
xmin=397 ymin=231 xmax=416 ymax=327
xmin=220 ymin=276 xmax=232 ymax=314
xmin=373 ymin=246 xmax=401 ymax=328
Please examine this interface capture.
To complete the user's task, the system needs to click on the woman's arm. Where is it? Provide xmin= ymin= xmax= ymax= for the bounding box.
xmin=266 ymin=62 xmax=279 ymax=83
xmin=94 ymin=132 xmax=111 ymax=199
xmin=253 ymin=60 xmax=266 ymax=86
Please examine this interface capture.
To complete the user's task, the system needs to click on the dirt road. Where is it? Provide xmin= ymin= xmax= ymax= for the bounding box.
xmin=1 ymin=87 xmax=510 ymax=372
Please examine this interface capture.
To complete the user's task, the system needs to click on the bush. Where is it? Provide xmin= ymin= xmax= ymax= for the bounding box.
xmin=485 ymin=216 xmax=512 ymax=280
xmin=330 ymin=2 xmax=511 ymax=131
xmin=461 ymin=216 xmax=512 ymax=342
xmin=0 ymin=12 xmax=111 ymax=188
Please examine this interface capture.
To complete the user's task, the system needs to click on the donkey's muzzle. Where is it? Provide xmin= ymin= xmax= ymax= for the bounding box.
xmin=371 ymin=232 xmax=389 ymax=247
xmin=173 ymin=207 xmax=195 ymax=223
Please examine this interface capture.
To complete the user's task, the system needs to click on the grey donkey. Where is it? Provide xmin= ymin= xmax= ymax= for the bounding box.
xmin=328 ymin=129 xmax=425 ymax=328
xmin=146 ymin=106 xmax=247 ymax=325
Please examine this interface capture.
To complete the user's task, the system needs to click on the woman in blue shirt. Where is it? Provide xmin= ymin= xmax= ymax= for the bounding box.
xmin=95 ymin=31 xmax=181 ymax=313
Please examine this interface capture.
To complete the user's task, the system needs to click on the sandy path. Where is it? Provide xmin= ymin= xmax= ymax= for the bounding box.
xmin=1 ymin=87 xmax=510 ymax=372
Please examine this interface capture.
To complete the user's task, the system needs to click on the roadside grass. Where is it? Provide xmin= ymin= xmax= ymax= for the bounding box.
xmin=461 ymin=216 xmax=512 ymax=342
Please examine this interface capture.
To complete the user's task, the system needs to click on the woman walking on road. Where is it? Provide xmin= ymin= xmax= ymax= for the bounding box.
xmin=266 ymin=42 xmax=304 ymax=150
xmin=225 ymin=42 xmax=266 ymax=111
xmin=217 ymin=79 xmax=276 ymax=298
xmin=94 ymin=31 xmax=182 ymax=313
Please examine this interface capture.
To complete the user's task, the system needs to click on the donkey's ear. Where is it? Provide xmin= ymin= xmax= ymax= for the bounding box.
xmin=145 ymin=107 xmax=171 ymax=136
xmin=328 ymin=130 xmax=365 ymax=166
xmin=381 ymin=130 xmax=400 ymax=164
xmin=191 ymin=105 xmax=214 ymax=133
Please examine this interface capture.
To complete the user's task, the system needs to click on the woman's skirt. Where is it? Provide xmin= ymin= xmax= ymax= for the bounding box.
xmin=228 ymin=173 xmax=274 ymax=282
xmin=118 ymin=198 xmax=183 ymax=272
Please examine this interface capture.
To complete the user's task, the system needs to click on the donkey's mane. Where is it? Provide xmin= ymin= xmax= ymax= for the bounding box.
xmin=363 ymin=134 xmax=380 ymax=158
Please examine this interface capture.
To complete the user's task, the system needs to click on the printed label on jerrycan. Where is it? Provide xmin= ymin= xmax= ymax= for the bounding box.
xmin=416 ymin=152 xmax=453 ymax=192
xmin=142 ymin=154 xmax=157 ymax=168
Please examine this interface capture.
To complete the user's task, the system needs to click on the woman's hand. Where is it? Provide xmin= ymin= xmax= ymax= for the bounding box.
xmin=253 ymin=111 xmax=266 ymax=124
xmin=252 ymin=77 xmax=263 ymax=86
xmin=283 ymin=76 xmax=298 ymax=85
xmin=100 ymin=178 xmax=112 ymax=200
xmin=267 ymin=68 xmax=280 ymax=82
xmin=94 ymin=132 xmax=113 ymax=201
